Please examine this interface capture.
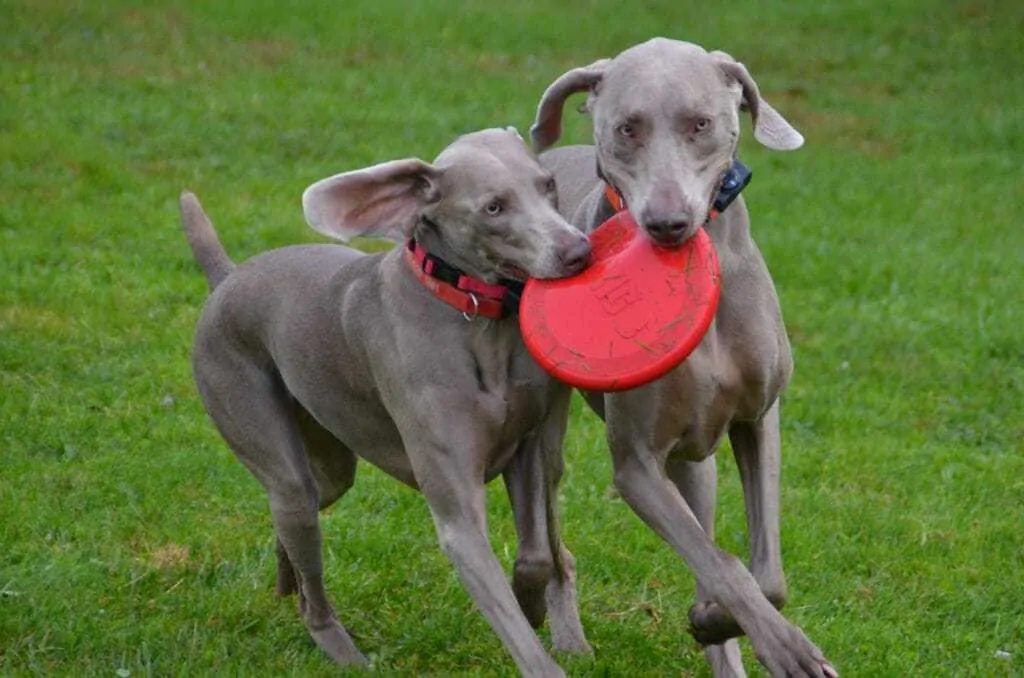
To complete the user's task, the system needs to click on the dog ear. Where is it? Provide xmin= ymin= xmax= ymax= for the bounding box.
xmin=302 ymin=159 xmax=442 ymax=242
xmin=530 ymin=59 xmax=610 ymax=153
xmin=711 ymin=51 xmax=804 ymax=151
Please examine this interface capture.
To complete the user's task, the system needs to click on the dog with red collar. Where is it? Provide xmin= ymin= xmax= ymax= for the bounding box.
xmin=181 ymin=127 xmax=591 ymax=676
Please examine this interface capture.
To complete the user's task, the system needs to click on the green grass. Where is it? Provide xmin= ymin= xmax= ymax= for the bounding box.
xmin=2 ymin=0 xmax=1022 ymax=675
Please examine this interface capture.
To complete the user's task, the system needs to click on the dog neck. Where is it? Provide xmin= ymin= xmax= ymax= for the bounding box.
xmin=410 ymin=217 xmax=490 ymax=282
xmin=404 ymin=219 xmax=524 ymax=321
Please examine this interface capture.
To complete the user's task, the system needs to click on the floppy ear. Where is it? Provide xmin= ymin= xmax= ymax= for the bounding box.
xmin=302 ymin=158 xmax=441 ymax=242
xmin=711 ymin=51 xmax=804 ymax=151
xmin=530 ymin=59 xmax=609 ymax=153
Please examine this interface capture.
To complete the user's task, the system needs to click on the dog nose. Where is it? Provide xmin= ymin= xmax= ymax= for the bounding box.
xmin=558 ymin=236 xmax=593 ymax=273
xmin=645 ymin=218 xmax=691 ymax=246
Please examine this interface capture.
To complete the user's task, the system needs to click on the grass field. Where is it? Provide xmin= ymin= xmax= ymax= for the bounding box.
xmin=2 ymin=0 xmax=1022 ymax=675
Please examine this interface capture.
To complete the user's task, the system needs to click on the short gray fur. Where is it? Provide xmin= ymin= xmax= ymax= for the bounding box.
xmin=181 ymin=128 xmax=593 ymax=676
xmin=530 ymin=38 xmax=836 ymax=678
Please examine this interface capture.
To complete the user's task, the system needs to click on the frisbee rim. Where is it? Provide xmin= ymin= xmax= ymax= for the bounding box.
xmin=520 ymin=215 xmax=721 ymax=392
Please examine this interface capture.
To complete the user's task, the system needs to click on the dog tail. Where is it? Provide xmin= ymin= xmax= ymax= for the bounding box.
xmin=179 ymin=191 xmax=234 ymax=292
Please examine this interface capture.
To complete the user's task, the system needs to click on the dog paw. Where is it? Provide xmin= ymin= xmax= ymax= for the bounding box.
xmin=747 ymin=618 xmax=835 ymax=678
xmin=308 ymin=619 xmax=367 ymax=666
xmin=513 ymin=581 xmax=549 ymax=629
xmin=688 ymin=600 xmax=743 ymax=645
xmin=551 ymin=632 xmax=592 ymax=655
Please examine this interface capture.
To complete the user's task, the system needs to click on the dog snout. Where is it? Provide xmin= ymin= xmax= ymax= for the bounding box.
xmin=640 ymin=183 xmax=699 ymax=247
xmin=556 ymin=234 xmax=593 ymax=274
xmin=644 ymin=216 xmax=693 ymax=247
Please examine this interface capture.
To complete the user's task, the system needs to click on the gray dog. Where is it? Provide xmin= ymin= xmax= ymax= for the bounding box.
xmin=181 ymin=128 xmax=593 ymax=676
xmin=531 ymin=38 xmax=836 ymax=677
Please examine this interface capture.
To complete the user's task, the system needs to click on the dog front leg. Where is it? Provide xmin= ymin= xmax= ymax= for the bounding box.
xmin=412 ymin=442 xmax=565 ymax=678
xmin=605 ymin=408 xmax=831 ymax=677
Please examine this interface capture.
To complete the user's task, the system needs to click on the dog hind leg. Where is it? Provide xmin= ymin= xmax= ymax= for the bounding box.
xmin=195 ymin=355 xmax=365 ymax=665
xmin=276 ymin=405 xmax=358 ymax=598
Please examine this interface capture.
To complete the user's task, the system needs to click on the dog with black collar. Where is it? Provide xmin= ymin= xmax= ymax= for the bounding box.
xmin=531 ymin=38 xmax=836 ymax=678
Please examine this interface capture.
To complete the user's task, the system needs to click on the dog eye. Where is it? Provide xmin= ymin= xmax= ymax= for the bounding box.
xmin=616 ymin=123 xmax=635 ymax=138
xmin=484 ymin=200 xmax=503 ymax=216
xmin=694 ymin=117 xmax=712 ymax=132
xmin=544 ymin=178 xmax=557 ymax=193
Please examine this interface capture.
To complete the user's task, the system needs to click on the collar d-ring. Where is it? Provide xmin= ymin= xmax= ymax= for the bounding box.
xmin=462 ymin=292 xmax=480 ymax=322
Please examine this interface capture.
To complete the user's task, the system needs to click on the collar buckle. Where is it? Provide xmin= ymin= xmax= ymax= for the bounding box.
xmin=461 ymin=293 xmax=480 ymax=322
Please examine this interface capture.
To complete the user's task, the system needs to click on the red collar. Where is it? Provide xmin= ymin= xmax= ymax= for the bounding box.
xmin=404 ymin=239 xmax=523 ymax=320
xmin=603 ymin=184 xmax=722 ymax=221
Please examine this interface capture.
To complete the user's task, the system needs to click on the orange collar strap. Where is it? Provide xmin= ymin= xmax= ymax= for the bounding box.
xmin=604 ymin=183 xmax=625 ymax=213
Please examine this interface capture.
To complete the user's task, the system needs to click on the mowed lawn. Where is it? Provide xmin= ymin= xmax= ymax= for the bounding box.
xmin=2 ymin=0 xmax=1022 ymax=675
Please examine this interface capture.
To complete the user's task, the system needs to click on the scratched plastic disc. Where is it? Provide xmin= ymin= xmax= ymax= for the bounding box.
xmin=520 ymin=211 xmax=721 ymax=392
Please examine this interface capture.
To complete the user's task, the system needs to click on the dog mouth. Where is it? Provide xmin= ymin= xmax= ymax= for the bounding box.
xmin=643 ymin=184 xmax=721 ymax=248
xmin=653 ymin=234 xmax=698 ymax=251
xmin=502 ymin=244 xmax=592 ymax=281
xmin=642 ymin=219 xmax=702 ymax=249
xmin=645 ymin=167 xmax=731 ymax=247
xmin=563 ymin=256 xmax=591 ymax=276
xmin=497 ymin=263 xmax=529 ymax=282
xmin=521 ymin=258 xmax=589 ymax=280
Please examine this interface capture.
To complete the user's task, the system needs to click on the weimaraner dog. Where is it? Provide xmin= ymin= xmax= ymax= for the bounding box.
xmin=530 ymin=38 xmax=836 ymax=677
xmin=180 ymin=128 xmax=594 ymax=676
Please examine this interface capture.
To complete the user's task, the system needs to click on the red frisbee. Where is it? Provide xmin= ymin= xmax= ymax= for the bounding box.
xmin=520 ymin=211 xmax=721 ymax=391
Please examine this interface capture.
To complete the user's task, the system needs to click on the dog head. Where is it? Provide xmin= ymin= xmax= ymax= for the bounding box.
xmin=531 ymin=38 xmax=803 ymax=247
xmin=303 ymin=127 xmax=591 ymax=281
